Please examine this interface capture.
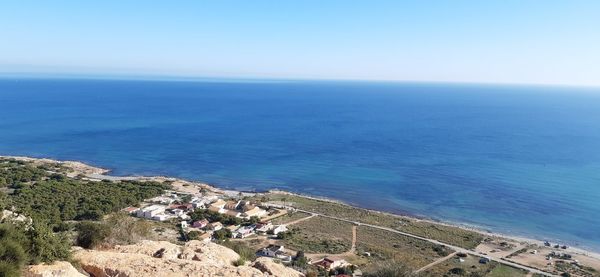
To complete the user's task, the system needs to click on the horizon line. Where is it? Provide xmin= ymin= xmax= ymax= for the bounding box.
xmin=0 ymin=71 xmax=599 ymax=90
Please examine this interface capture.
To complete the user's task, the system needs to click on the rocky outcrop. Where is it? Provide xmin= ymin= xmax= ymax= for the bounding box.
xmin=180 ymin=240 xmax=240 ymax=265
xmin=253 ymin=257 xmax=304 ymax=277
xmin=72 ymin=240 xmax=304 ymax=277
xmin=74 ymin=250 xmax=263 ymax=277
xmin=24 ymin=261 xmax=85 ymax=277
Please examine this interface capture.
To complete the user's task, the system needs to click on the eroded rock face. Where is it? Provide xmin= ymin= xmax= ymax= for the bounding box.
xmin=24 ymin=261 xmax=85 ymax=277
xmin=252 ymin=257 xmax=304 ymax=277
xmin=72 ymin=240 xmax=304 ymax=277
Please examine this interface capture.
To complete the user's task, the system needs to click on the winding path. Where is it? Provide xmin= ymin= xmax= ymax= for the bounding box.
xmin=414 ymin=252 xmax=456 ymax=273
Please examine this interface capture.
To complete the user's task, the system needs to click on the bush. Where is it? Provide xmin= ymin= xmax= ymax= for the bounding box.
xmin=76 ymin=222 xmax=110 ymax=249
xmin=221 ymin=241 xmax=256 ymax=262
xmin=448 ymin=267 xmax=466 ymax=275
xmin=233 ymin=258 xmax=246 ymax=266
xmin=363 ymin=262 xmax=414 ymax=277
xmin=103 ymin=213 xmax=153 ymax=245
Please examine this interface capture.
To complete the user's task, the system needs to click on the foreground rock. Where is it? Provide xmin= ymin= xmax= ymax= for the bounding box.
xmin=253 ymin=257 xmax=304 ymax=277
xmin=73 ymin=240 xmax=304 ymax=277
xmin=24 ymin=261 xmax=85 ymax=277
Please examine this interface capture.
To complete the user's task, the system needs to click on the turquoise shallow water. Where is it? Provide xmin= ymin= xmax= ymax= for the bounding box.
xmin=1 ymin=78 xmax=600 ymax=250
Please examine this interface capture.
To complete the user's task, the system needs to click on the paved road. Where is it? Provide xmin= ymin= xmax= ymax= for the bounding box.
xmin=280 ymin=206 xmax=558 ymax=277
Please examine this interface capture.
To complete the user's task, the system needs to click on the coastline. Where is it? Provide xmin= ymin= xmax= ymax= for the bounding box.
xmin=2 ymin=154 xmax=599 ymax=260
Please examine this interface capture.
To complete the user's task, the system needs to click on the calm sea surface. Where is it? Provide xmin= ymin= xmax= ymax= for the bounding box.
xmin=1 ymin=78 xmax=600 ymax=250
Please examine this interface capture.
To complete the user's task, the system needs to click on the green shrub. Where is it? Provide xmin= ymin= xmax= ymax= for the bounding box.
xmin=76 ymin=221 xmax=110 ymax=249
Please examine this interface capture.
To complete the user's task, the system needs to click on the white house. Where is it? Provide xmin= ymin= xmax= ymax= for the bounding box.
xmin=233 ymin=225 xmax=255 ymax=238
xmin=137 ymin=205 xmax=166 ymax=219
xmin=272 ymin=225 xmax=288 ymax=235
xmin=258 ymin=245 xmax=291 ymax=261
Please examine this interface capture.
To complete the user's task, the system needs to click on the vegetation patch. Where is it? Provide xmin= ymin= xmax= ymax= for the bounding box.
xmin=421 ymin=254 xmax=525 ymax=277
xmin=0 ymin=158 xmax=169 ymax=274
xmin=356 ymin=225 xmax=449 ymax=271
xmin=280 ymin=216 xmax=353 ymax=254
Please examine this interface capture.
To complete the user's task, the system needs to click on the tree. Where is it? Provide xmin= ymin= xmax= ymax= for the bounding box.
xmin=213 ymin=229 xmax=232 ymax=241
xmin=187 ymin=230 xmax=202 ymax=240
xmin=0 ymin=226 xmax=27 ymax=277
xmin=292 ymin=251 xmax=308 ymax=268
xmin=247 ymin=216 xmax=260 ymax=225
xmin=25 ymin=223 xmax=70 ymax=264
xmin=0 ymin=222 xmax=70 ymax=276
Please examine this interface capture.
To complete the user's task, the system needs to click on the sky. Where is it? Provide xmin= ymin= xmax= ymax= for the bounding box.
xmin=1 ymin=1 xmax=599 ymax=86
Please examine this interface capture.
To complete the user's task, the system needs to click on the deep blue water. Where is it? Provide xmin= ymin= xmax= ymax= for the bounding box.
xmin=1 ymin=78 xmax=600 ymax=250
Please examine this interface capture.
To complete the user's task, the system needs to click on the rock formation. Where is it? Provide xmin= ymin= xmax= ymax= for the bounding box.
xmin=69 ymin=240 xmax=304 ymax=277
xmin=24 ymin=261 xmax=85 ymax=277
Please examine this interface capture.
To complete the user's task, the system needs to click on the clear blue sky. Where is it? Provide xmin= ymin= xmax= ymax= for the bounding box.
xmin=1 ymin=1 xmax=599 ymax=86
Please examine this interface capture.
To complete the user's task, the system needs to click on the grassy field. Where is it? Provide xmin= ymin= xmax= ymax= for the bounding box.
xmin=356 ymin=225 xmax=451 ymax=271
xmin=261 ymin=193 xmax=483 ymax=249
xmin=422 ymin=255 xmax=527 ymax=277
xmin=281 ymin=216 xmax=353 ymax=254
xmin=270 ymin=211 xmax=312 ymax=225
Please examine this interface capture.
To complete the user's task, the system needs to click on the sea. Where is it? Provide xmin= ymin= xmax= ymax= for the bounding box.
xmin=1 ymin=78 xmax=599 ymax=250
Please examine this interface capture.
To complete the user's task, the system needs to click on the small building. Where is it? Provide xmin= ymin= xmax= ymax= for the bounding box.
xmin=242 ymin=203 xmax=256 ymax=212
xmin=192 ymin=219 xmax=210 ymax=229
xmin=149 ymin=196 xmax=176 ymax=205
xmin=242 ymin=206 xmax=267 ymax=218
xmin=152 ymin=214 xmax=170 ymax=222
xmin=171 ymin=209 xmax=185 ymax=217
xmin=198 ymin=232 xmax=212 ymax=242
xmin=208 ymin=205 xmax=224 ymax=214
xmin=168 ymin=203 xmax=194 ymax=212
xmin=210 ymin=199 xmax=227 ymax=209
xmin=233 ymin=225 xmax=255 ymax=238
xmin=255 ymin=222 xmax=273 ymax=233
xmin=225 ymin=210 xmax=241 ymax=218
xmin=207 ymin=222 xmax=223 ymax=231
xmin=121 ymin=206 xmax=139 ymax=214
xmin=258 ymin=244 xmax=285 ymax=257
xmin=313 ymin=257 xmax=351 ymax=270
xmin=272 ymin=225 xmax=288 ymax=235
xmin=137 ymin=205 xmax=166 ymax=219
xmin=225 ymin=200 xmax=241 ymax=210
